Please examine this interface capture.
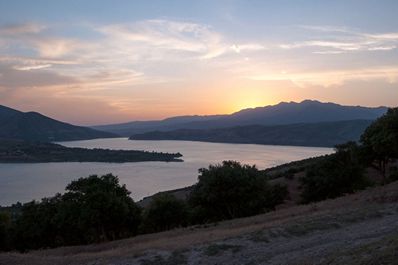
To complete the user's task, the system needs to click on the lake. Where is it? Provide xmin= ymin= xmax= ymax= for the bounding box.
xmin=0 ymin=138 xmax=333 ymax=206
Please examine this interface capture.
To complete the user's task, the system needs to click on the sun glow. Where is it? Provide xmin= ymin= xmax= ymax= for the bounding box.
xmin=232 ymin=95 xmax=271 ymax=113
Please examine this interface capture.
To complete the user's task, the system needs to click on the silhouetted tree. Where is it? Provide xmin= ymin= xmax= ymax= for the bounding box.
xmin=0 ymin=212 xmax=11 ymax=250
xmin=141 ymin=194 xmax=189 ymax=233
xmin=360 ymin=108 xmax=398 ymax=182
xmin=189 ymin=161 xmax=287 ymax=222
xmin=11 ymin=174 xmax=141 ymax=251
xmin=300 ymin=142 xmax=370 ymax=203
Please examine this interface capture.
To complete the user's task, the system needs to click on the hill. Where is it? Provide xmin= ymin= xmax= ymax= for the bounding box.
xmin=130 ymin=119 xmax=373 ymax=147
xmin=94 ymin=100 xmax=387 ymax=136
xmin=0 ymin=105 xmax=116 ymax=142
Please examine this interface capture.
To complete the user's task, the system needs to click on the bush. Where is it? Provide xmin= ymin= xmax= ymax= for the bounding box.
xmin=141 ymin=194 xmax=189 ymax=233
xmin=189 ymin=161 xmax=288 ymax=222
xmin=300 ymin=142 xmax=370 ymax=203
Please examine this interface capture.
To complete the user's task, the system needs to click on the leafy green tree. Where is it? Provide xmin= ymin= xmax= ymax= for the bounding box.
xmin=360 ymin=108 xmax=398 ymax=182
xmin=189 ymin=161 xmax=287 ymax=222
xmin=300 ymin=142 xmax=370 ymax=203
xmin=141 ymin=194 xmax=189 ymax=233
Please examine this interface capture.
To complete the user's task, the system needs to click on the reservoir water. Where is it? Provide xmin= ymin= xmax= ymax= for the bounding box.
xmin=0 ymin=138 xmax=333 ymax=206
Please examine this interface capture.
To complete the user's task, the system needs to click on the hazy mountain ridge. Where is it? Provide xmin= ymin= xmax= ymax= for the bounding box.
xmin=130 ymin=119 xmax=373 ymax=147
xmin=0 ymin=105 xmax=116 ymax=142
xmin=93 ymin=114 xmax=226 ymax=136
xmin=95 ymin=100 xmax=387 ymax=136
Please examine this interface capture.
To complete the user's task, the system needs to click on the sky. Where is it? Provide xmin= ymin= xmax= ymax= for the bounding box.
xmin=0 ymin=0 xmax=397 ymax=125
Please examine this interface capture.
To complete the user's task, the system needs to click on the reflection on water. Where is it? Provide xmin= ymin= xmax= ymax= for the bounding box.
xmin=0 ymin=138 xmax=333 ymax=206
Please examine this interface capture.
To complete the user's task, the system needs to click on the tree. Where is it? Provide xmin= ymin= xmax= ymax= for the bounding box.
xmin=141 ymin=194 xmax=189 ymax=233
xmin=300 ymin=142 xmax=370 ymax=203
xmin=12 ymin=174 xmax=142 ymax=251
xmin=189 ymin=161 xmax=287 ymax=222
xmin=62 ymin=174 xmax=142 ymax=242
xmin=360 ymin=108 xmax=398 ymax=182
xmin=0 ymin=212 xmax=11 ymax=250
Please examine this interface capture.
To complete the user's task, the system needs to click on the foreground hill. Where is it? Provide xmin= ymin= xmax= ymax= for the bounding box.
xmin=0 ymin=105 xmax=116 ymax=142
xmin=94 ymin=100 xmax=387 ymax=136
xmin=130 ymin=119 xmax=373 ymax=147
xmin=2 ymin=180 xmax=397 ymax=265
xmin=0 ymin=139 xmax=182 ymax=163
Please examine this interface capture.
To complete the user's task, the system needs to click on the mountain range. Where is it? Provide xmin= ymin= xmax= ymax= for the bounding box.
xmin=94 ymin=100 xmax=387 ymax=136
xmin=0 ymin=100 xmax=389 ymax=146
xmin=0 ymin=105 xmax=115 ymax=142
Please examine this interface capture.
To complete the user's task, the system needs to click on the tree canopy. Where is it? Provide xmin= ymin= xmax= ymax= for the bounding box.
xmin=12 ymin=174 xmax=141 ymax=251
xmin=360 ymin=108 xmax=398 ymax=179
xmin=189 ymin=161 xmax=287 ymax=222
xmin=300 ymin=142 xmax=369 ymax=203
xmin=141 ymin=194 xmax=188 ymax=233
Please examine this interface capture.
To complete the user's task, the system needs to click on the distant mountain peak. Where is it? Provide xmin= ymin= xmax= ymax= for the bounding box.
xmin=0 ymin=104 xmax=116 ymax=142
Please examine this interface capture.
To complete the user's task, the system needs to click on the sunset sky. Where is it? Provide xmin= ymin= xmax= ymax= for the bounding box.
xmin=0 ymin=0 xmax=397 ymax=125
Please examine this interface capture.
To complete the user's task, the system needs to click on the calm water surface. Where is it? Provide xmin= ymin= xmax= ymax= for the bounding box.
xmin=0 ymin=138 xmax=333 ymax=206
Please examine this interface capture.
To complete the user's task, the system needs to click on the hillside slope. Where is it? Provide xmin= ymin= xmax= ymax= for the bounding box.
xmin=1 ymin=181 xmax=397 ymax=265
xmin=0 ymin=105 xmax=116 ymax=142
xmin=130 ymin=119 xmax=373 ymax=147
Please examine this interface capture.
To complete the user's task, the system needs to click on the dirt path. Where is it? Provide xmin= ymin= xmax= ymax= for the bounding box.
xmin=1 ymin=182 xmax=398 ymax=265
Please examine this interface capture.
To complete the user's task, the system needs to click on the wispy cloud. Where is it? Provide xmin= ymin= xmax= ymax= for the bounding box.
xmin=98 ymin=19 xmax=266 ymax=60
xmin=281 ymin=25 xmax=398 ymax=53
xmin=248 ymin=66 xmax=398 ymax=87
xmin=13 ymin=64 xmax=52 ymax=71
xmin=0 ymin=23 xmax=45 ymax=35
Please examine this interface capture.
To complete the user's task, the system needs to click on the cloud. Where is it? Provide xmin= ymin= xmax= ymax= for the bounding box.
xmin=230 ymin=43 xmax=265 ymax=53
xmin=0 ymin=64 xmax=77 ymax=89
xmin=34 ymin=38 xmax=80 ymax=58
xmin=281 ymin=25 xmax=398 ymax=53
xmin=99 ymin=19 xmax=265 ymax=60
xmin=0 ymin=23 xmax=45 ymax=35
xmin=297 ymin=25 xmax=352 ymax=33
xmin=99 ymin=20 xmax=223 ymax=58
xmin=312 ymin=50 xmax=345 ymax=54
xmin=247 ymin=67 xmax=398 ymax=87
xmin=367 ymin=46 xmax=397 ymax=51
xmin=13 ymin=64 xmax=52 ymax=71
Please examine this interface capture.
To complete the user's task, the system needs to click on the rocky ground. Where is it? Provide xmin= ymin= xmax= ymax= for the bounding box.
xmin=1 ymin=181 xmax=398 ymax=265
